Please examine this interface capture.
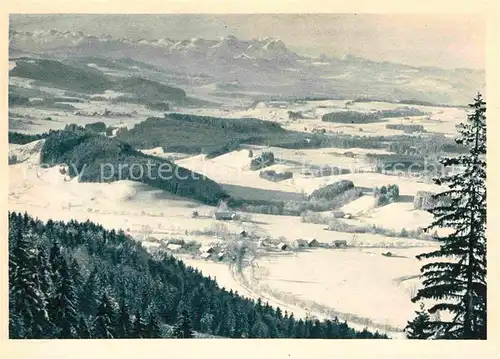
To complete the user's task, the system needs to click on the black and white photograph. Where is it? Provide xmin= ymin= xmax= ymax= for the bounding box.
xmin=5 ymin=6 xmax=495 ymax=352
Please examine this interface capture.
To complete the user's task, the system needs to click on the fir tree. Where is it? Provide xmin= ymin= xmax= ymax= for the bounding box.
xmin=217 ymin=300 xmax=235 ymax=337
xmin=411 ymin=93 xmax=487 ymax=339
xmin=52 ymin=259 xmax=79 ymax=338
xmin=9 ymin=232 xmax=51 ymax=338
xmin=286 ymin=313 xmax=296 ymax=338
xmin=69 ymin=258 xmax=84 ymax=296
xmin=249 ymin=319 xmax=268 ymax=338
xmin=199 ymin=313 xmax=214 ymax=335
xmin=294 ymin=318 xmax=305 ymax=338
xmin=172 ymin=307 xmax=194 ymax=338
xmin=36 ymin=244 xmax=53 ymax=298
xmin=80 ymin=268 xmax=99 ymax=316
xmin=146 ymin=312 xmax=162 ymax=338
xmin=115 ymin=300 xmax=132 ymax=338
xmin=233 ymin=303 xmax=249 ymax=338
xmin=49 ymin=240 xmax=65 ymax=285
xmin=131 ymin=310 xmax=147 ymax=338
xmin=405 ymin=303 xmax=433 ymax=339
xmin=78 ymin=316 xmax=91 ymax=339
xmin=93 ymin=293 xmax=116 ymax=339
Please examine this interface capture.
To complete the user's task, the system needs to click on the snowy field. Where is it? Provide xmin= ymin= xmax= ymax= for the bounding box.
xmin=7 ymin=95 xmax=462 ymax=338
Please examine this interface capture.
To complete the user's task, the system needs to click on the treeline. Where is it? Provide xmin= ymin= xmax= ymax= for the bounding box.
xmin=322 ymin=107 xmax=426 ymax=124
xmin=113 ymin=112 xmax=466 ymax=157
xmin=373 ymin=184 xmax=400 ymax=207
xmin=350 ymin=97 xmax=466 ymax=108
xmin=9 ymin=131 xmax=50 ymax=145
xmin=115 ymin=114 xmax=392 ymax=156
xmin=309 ymin=180 xmax=355 ymax=201
xmin=385 ymin=124 xmax=425 ymax=133
xmin=117 ymin=114 xmax=287 ymax=156
xmin=40 ymin=126 xmax=228 ymax=205
xmin=9 ymin=212 xmax=388 ymax=339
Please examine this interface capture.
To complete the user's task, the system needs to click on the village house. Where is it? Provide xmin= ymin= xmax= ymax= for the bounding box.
xmin=332 ymin=211 xmax=346 ymax=219
xmin=166 ymin=238 xmax=185 ymax=246
xmin=199 ymin=245 xmax=215 ymax=254
xmin=200 ymin=252 xmax=211 ymax=260
xmin=166 ymin=243 xmax=182 ymax=252
xmin=214 ymin=211 xmax=236 ymax=220
xmin=293 ymin=239 xmax=308 ymax=248
xmin=217 ymin=251 xmax=225 ymax=261
xmin=258 ymin=238 xmax=270 ymax=247
xmin=278 ymin=243 xmax=289 ymax=251
xmin=308 ymin=239 xmax=320 ymax=248
xmin=214 ymin=200 xmax=236 ymax=220
xmin=333 ymin=240 xmax=348 ymax=248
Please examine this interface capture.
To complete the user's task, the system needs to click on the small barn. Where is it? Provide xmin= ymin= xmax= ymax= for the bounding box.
xmin=166 ymin=243 xmax=182 ymax=252
xmin=240 ymin=230 xmax=248 ymax=238
xmin=217 ymin=251 xmax=225 ymax=261
xmin=258 ymin=238 xmax=270 ymax=247
xmin=200 ymin=252 xmax=211 ymax=260
xmin=308 ymin=239 xmax=320 ymax=248
xmin=214 ymin=200 xmax=236 ymax=220
xmin=166 ymin=238 xmax=185 ymax=246
xmin=278 ymin=243 xmax=289 ymax=251
xmin=214 ymin=211 xmax=236 ymax=220
xmin=199 ymin=245 xmax=215 ymax=254
xmin=333 ymin=240 xmax=348 ymax=248
xmin=332 ymin=211 xmax=346 ymax=219
xmin=293 ymin=239 xmax=308 ymax=248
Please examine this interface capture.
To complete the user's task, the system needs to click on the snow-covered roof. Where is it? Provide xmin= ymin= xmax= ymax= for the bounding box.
xmin=167 ymin=244 xmax=182 ymax=251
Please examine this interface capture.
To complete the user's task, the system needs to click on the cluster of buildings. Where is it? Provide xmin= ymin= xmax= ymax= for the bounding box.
xmin=260 ymin=238 xmax=348 ymax=251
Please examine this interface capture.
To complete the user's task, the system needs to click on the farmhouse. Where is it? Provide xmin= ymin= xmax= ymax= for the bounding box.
xmin=199 ymin=245 xmax=215 ymax=254
xmin=333 ymin=240 xmax=348 ymax=248
xmin=278 ymin=243 xmax=289 ymax=251
xmin=258 ymin=238 xmax=270 ymax=247
xmin=214 ymin=200 xmax=236 ymax=220
xmin=332 ymin=211 xmax=346 ymax=219
xmin=293 ymin=239 xmax=308 ymax=248
xmin=200 ymin=252 xmax=211 ymax=260
xmin=166 ymin=243 xmax=182 ymax=252
xmin=214 ymin=211 xmax=236 ymax=220
xmin=166 ymin=238 xmax=185 ymax=246
xmin=308 ymin=239 xmax=320 ymax=248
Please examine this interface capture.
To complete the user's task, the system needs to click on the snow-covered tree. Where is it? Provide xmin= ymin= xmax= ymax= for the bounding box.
xmin=93 ymin=293 xmax=116 ymax=338
xmin=172 ymin=307 xmax=194 ymax=338
xmin=52 ymin=259 xmax=79 ymax=338
xmin=9 ymin=232 xmax=52 ymax=338
xmin=131 ymin=310 xmax=147 ymax=338
xmin=411 ymin=93 xmax=487 ymax=339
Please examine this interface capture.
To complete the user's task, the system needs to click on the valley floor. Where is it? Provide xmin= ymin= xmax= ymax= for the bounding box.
xmin=8 ymin=142 xmax=443 ymax=338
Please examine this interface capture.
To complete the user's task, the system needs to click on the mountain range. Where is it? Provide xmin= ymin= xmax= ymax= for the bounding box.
xmin=9 ymin=29 xmax=485 ymax=106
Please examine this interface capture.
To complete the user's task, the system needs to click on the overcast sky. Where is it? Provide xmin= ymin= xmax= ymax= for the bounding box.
xmin=10 ymin=14 xmax=485 ymax=69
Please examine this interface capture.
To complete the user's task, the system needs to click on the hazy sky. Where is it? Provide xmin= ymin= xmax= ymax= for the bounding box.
xmin=10 ymin=14 xmax=485 ymax=69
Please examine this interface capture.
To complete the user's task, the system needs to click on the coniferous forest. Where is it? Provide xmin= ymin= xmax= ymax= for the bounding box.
xmin=8 ymin=212 xmax=388 ymax=339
